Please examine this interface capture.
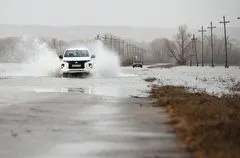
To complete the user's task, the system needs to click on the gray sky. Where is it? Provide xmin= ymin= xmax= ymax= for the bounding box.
xmin=0 ymin=0 xmax=239 ymax=28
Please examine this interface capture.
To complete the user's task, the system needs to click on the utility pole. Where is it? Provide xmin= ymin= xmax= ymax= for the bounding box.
xmin=220 ymin=16 xmax=230 ymax=68
xmin=207 ymin=22 xmax=216 ymax=67
xmin=190 ymin=35 xmax=194 ymax=66
xmin=198 ymin=26 xmax=207 ymax=67
xmin=191 ymin=34 xmax=199 ymax=66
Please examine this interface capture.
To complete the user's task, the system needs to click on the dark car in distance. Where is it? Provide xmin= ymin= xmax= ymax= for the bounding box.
xmin=132 ymin=61 xmax=143 ymax=68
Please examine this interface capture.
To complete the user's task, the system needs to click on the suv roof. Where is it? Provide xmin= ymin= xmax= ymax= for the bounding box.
xmin=65 ymin=48 xmax=89 ymax=51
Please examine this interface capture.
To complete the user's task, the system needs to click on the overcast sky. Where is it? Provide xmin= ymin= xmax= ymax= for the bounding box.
xmin=0 ymin=0 xmax=239 ymax=28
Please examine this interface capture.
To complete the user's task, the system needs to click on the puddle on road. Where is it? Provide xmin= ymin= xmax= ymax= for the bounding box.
xmin=30 ymin=85 xmax=147 ymax=98
xmin=30 ymin=86 xmax=125 ymax=97
xmin=42 ymin=141 xmax=145 ymax=157
xmin=64 ymin=88 xmax=85 ymax=93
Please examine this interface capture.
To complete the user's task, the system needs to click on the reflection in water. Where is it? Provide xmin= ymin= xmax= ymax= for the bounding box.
xmin=33 ymin=86 xmax=122 ymax=97
xmin=61 ymin=73 xmax=92 ymax=79
xmin=88 ymin=86 xmax=121 ymax=97
xmin=65 ymin=86 xmax=122 ymax=97
xmin=66 ymin=88 xmax=85 ymax=93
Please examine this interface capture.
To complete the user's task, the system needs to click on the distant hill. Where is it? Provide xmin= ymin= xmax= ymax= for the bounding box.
xmin=0 ymin=24 xmax=240 ymax=42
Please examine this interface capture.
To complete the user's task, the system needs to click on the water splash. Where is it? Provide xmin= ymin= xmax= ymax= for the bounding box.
xmin=67 ymin=40 xmax=121 ymax=78
xmin=1 ymin=36 xmax=60 ymax=77
xmin=91 ymin=41 xmax=121 ymax=78
xmin=0 ymin=37 xmax=121 ymax=78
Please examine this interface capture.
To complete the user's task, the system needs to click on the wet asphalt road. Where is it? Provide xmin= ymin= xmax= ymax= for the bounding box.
xmin=0 ymin=64 xmax=190 ymax=158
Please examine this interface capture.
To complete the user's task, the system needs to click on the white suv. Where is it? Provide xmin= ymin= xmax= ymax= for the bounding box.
xmin=59 ymin=48 xmax=95 ymax=75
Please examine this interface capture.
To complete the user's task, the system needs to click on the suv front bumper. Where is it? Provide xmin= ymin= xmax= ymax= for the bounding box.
xmin=61 ymin=68 xmax=92 ymax=74
xmin=60 ymin=61 xmax=93 ymax=74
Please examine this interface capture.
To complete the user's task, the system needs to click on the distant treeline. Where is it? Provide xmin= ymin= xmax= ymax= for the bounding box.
xmin=151 ymin=25 xmax=240 ymax=66
xmin=0 ymin=28 xmax=239 ymax=66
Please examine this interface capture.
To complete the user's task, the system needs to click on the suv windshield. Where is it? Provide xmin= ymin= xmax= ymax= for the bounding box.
xmin=64 ymin=50 xmax=90 ymax=57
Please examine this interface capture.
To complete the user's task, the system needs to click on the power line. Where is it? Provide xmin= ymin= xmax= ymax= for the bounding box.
xmin=198 ymin=26 xmax=207 ymax=67
xmin=207 ymin=22 xmax=216 ymax=67
xmin=220 ymin=16 xmax=230 ymax=68
xmin=97 ymin=34 xmax=146 ymax=62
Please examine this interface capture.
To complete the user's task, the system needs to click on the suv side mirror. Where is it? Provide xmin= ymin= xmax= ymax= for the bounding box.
xmin=59 ymin=55 xmax=63 ymax=59
xmin=91 ymin=55 xmax=96 ymax=58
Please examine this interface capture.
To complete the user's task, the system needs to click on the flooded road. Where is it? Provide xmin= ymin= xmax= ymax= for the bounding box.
xmin=0 ymin=64 xmax=190 ymax=158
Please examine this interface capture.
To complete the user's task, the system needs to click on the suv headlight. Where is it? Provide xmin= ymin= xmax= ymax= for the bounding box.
xmin=89 ymin=63 xmax=93 ymax=68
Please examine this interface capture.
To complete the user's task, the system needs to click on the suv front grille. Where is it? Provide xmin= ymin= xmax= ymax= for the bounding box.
xmin=67 ymin=60 xmax=89 ymax=69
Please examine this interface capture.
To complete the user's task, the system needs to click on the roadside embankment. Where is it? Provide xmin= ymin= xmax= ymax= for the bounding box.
xmin=150 ymin=85 xmax=240 ymax=158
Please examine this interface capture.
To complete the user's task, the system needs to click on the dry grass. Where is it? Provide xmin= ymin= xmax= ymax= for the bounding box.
xmin=231 ymin=82 xmax=240 ymax=92
xmin=150 ymin=85 xmax=240 ymax=158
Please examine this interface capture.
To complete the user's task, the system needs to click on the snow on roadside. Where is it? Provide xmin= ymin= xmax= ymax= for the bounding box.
xmin=149 ymin=66 xmax=240 ymax=95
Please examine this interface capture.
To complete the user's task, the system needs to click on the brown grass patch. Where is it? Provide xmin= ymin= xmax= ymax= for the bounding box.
xmin=231 ymin=82 xmax=240 ymax=92
xmin=150 ymin=85 xmax=240 ymax=158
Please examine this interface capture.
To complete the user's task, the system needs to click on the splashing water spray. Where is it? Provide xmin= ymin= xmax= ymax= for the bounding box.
xmin=1 ymin=36 xmax=121 ymax=78
xmin=1 ymin=36 xmax=60 ymax=77
xmin=66 ymin=40 xmax=121 ymax=78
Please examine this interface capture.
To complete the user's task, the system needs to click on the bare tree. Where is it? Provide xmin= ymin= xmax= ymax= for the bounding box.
xmin=150 ymin=38 xmax=170 ymax=63
xmin=49 ymin=38 xmax=67 ymax=54
xmin=204 ymin=35 xmax=239 ymax=65
xmin=50 ymin=38 xmax=58 ymax=50
xmin=164 ymin=25 xmax=192 ymax=65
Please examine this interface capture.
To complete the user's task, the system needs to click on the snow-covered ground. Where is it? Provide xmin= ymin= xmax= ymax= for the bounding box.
xmin=148 ymin=66 xmax=240 ymax=95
